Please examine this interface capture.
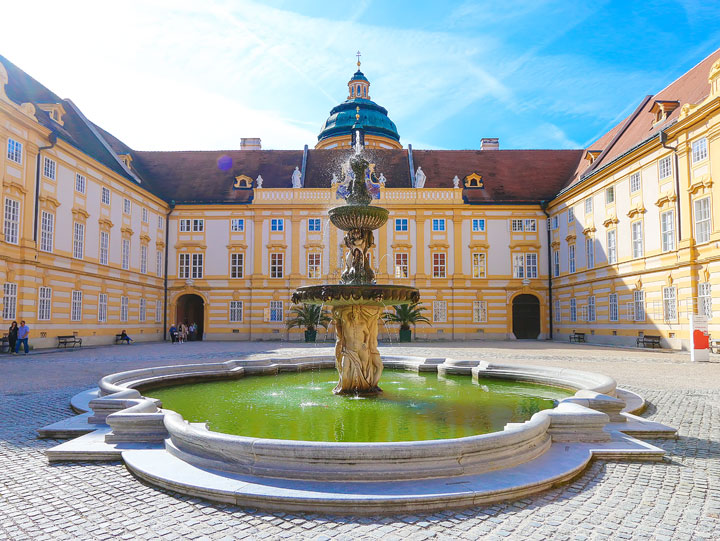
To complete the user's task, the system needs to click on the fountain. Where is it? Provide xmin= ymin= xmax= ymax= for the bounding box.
xmin=292 ymin=141 xmax=418 ymax=394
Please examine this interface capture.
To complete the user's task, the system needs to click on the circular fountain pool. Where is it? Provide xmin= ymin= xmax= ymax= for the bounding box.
xmin=148 ymin=369 xmax=572 ymax=442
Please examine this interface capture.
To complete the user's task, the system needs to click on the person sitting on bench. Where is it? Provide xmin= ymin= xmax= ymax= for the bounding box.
xmin=118 ymin=330 xmax=134 ymax=344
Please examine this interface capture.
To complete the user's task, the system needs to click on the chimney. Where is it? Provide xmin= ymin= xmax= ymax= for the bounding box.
xmin=480 ymin=138 xmax=499 ymax=150
xmin=240 ymin=138 xmax=262 ymax=150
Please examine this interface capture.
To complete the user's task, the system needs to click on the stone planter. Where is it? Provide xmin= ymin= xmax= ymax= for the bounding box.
xmin=304 ymin=329 xmax=317 ymax=343
xmin=399 ymin=328 xmax=412 ymax=342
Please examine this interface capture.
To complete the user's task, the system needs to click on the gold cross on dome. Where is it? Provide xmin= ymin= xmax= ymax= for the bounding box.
xmin=356 ymin=50 xmax=361 ymax=67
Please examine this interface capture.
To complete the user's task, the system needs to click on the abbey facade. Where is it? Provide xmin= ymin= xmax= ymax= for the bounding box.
xmin=2 ymin=51 xmax=720 ymax=349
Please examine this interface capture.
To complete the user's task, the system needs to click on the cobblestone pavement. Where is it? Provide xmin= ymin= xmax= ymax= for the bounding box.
xmin=1 ymin=341 xmax=719 ymax=540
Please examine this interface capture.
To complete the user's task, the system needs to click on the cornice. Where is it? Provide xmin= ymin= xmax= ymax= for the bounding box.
xmin=687 ymin=175 xmax=713 ymax=196
xmin=626 ymin=205 xmax=647 ymax=219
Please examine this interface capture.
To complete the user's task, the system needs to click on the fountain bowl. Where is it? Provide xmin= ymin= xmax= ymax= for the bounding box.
xmin=328 ymin=204 xmax=389 ymax=231
xmin=292 ymin=284 xmax=419 ymax=307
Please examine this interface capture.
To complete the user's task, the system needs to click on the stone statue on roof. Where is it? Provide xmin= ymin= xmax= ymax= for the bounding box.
xmin=331 ymin=173 xmax=339 ymax=186
xmin=378 ymin=173 xmax=386 ymax=187
xmin=414 ymin=167 xmax=426 ymax=189
xmin=452 ymin=175 xmax=460 ymax=189
xmin=256 ymin=175 xmax=263 ymax=189
xmin=292 ymin=166 xmax=302 ymax=188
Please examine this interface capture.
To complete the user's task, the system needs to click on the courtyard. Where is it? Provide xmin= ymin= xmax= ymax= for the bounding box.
xmin=1 ymin=340 xmax=718 ymax=540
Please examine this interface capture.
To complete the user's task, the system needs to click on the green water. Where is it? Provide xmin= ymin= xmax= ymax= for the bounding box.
xmin=149 ymin=369 xmax=573 ymax=442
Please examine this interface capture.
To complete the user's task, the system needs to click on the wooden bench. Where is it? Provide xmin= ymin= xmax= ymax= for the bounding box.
xmin=57 ymin=335 xmax=82 ymax=348
xmin=636 ymin=335 xmax=661 ymax=349
xmin=710 ymin=339 xmax=720 ymax=354
xmin=569 ymin=332 xmax=586 ymax=343
xmin=115 ymin=334 xmax=131 ymax=344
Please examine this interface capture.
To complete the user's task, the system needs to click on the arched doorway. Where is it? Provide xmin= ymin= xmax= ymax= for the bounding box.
xmin=512 ymin=294 xmax=540 ymax=339
xmin=176 ymin=294 xmax=204 ymax=341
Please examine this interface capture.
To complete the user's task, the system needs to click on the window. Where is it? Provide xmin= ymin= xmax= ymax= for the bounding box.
xmin=7 ymin=138 xmax=22 ymax=164
xmin=432 ymin=253 xmax=446 ymax=278
xmin=629 ymin=172 xmax=641 ymax=193
xmin=231 ymin=253 xmax=244 ymax=278
xmin=120 ymin=296 xmax=128 ymax=322
xmin=609 ymin=293 xmax=619 ymax=322
xmin=394 ymin=253 xmax=408 ymax=278
xmin=472 ymin=301 xmax=487 ymax=323
xmin=307 ymin=253 xmax=321 ymax=279
xmin=142 ymin=208 xmax=149 ymax=223
xmin=691 ymin=138 xmax=708 ymax=164
xmin=661 ymin=210 xmax=675 ymax=252
xmin=230 ymin=301 xmax=243 ymax=322
xmin=432 ymin=219 xmax=446 ymax=232
xmin=158 ymin=215 xmax=164 ymax=230
xmin=73 ymin=222 xmax=85 ymax=259
xmin=179 ymin=219 xmax=191 ymax=232
xmin=586 ymin=237 xmax=594 ymax=269
xmin=70 ymin=290 xmax=82 ymax=322
xmin=513 ymin=254 xmax=525 ymax=279
xmin=631 ymin=221 xmax=643 ymax=258
xmin=156 ymin=250 xmax=163 ymax=277
xmin=269 ymin=300 xmax=283 ymax=322
xmin=568 ymin=245 xmax=576 ymax=273
xmin=123 ymin=198 xmax=131 ymax=215
xmin=178 ymin=253 xmax=190 ymax=278
xmin=525 ymin=253 xmax=538 ymax=278
xmin=140 ymin=245 xmax=147 ymax=274
xmin=694 ymin=197 xmax=711 ymax=244
xmin=588 ymin=296 xmax=596 ymax=322
xmin=271 ymin=218 xmax=284 ymax=232
xmin=607 ymin=230 xmax=617 ymax=264
xmin=567 ymin=207 xmax=574 ymax=223
xmin=121 ymin=239 xmax=130 ymax=270
xmin=553 ymin=250 xmax=560 ymax=277
xmin=432 ymin=301 xmax=447 ymax=323
xmin=40 ymin=211 xmax=54 ymax=252
xmin=658 ymin=156 xmax=672 ymax=180
xmin=3 ymin=283 xmax=17 ymax=320
xmin=551 ymin=216 xmax=559 ymax=230
xmin=101 ymin=187 xmax=111 ymax=205
xmin=4 ymin=198 xmax=20 ymax=245
xmin=395 ymin=218 xmax=408 ymax=231
xmin=155 ymin=299 xmax=162 ymax=322
xmin=570 ymin=298 xmax=577 ymax=322
xmin=511 ymin=219 xmax=524 ymax=232
xmin=191 ymin=253 xmax=204 ymax=279
xmin=554 ymin=299 xmax=561 ymax=322
xmin=605 ymin=186 xmax=615 ymax=205
xmin=585 ymin=198 xmax=592 ymax=214
xmin=472 ymin=253 xmax=486 ymax=278
xmin=472 ymin=219 xmax=485 ymax=232
xmin=96 ymin=231 xmax=108 ymax=265
xmin=98 ymin=293 xmax=108 ymax=323
xmin=524 ymin=219 xmax=537 ymax=232
xmin=139 ymin=298 xmax=146 ymax=323
xmin=663 ymin=287 xmax=677 ymax=322
xmin=75 ymin=173 xmax=86 ymax=194
xmin=192 ymin=219 xmax=204 ymax=232
xmin=231 ymin=218 xmax=244 ymax=232
xmin=270 ymin=253 xmax=284 ymax=278
xmin=699 ymin=282 xmax=712 ymax=319
xmin=512 ymin=253 xmax=538 ymax=279
xmin=38 ymin=287 xmax=52 ymax=321
xmin=43 ymin=157 xmax=56 ymax=180
xmin=308 ymin=218 xmax=321 ymax=232
xmin=634 ymin=290 xmax=645 ymax=321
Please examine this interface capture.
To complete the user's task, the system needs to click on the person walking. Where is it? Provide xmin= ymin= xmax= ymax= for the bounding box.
xmin=7 ymin=321 xmax=18 ymax=354
xmin=179 ymin=323 xmax=187 ymax=344
xmin=15 ymin=320 xmax=29 ymax=354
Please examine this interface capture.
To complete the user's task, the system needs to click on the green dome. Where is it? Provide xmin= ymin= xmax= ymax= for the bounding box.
xmin=318 ymin=98 xmax=400 ymax=144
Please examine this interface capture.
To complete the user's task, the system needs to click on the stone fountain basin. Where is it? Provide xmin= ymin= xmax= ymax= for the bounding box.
xmin=328 ymin=204 xmax=389 ymax=231
xmin=292 ymin=284 xmax=419 ymax=307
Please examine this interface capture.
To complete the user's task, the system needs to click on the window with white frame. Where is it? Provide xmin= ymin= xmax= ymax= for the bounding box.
xmin=552 ymin=215 xmax=559 ymax=230
xmin=155 ymin=299 xmax=162 ymax=322
xmin=634 ymin=290 xmax=645 ymax=321
xmin=567 ymin=207 xmax=574 ymax=223
xmin=271 ymin=218 xmax=284 ymax=231
xmin=122 ymin=239 xmax=130 ymax=270
xmin=432 ymin=300 xmax=447 ymax=322
xmin=38 ymin=287 xmax=52 ymax=321
xmin=231 ymin=218 xmax=244 ymax=232
xmin=40 ymin=211 xmax=54 ymax=252
xmin=4 ymin=198 xmax=20 ymax=245
xmin=662 ymin=286 xmax=677 ymax=321
xmin=269 ymin=300 xmax=283 ymax=322
xmin=73 ymin=222 xmax=85 ymax=259
xmin=394 ymin=253 xmax=408 ymax=278
xmin=142 ymin=207 xmax=149 ymax=223
xmin=432 ymin=218 xmax=446 ymax=232
xmin=139 ymin=298 xmax=146 ymax=323
xmin=570 ymin=298 xmax=577 ymax=322
xmin=231 ymin=253 xmax=244 ymax=278
xmin=631 ymin=221 xmax=643 ymax=258
xmin=472 ymin=300 xmax=487 ymax=323
xmin=524 ymin=219 xmax=536 ymax=232
xmin=75 ymin=173 xmax=86 ymax=194
xmin=511 ymin=219 xmax=524 ymax=232
xmin=120 ymin=296 xmax=128 ymax=322
xmin=100 ymin=231 xmax=109 ymax=265
xmin=140 ymin=245 xmax=147 ymax=274
xmin=158 ymin=215 xmax=164 ymax=230
xmin=607 ymin=229 xmax=617 ymax=264
xmin=7 ymin=138 xmax=22 ymax=164
xmin=691 ymin=137 xmax=708 ymax=164
xmin=395 ymin=218 xmax=408 ymax=231
xmin=569 ymin=245 xmax=576 ymax=273
xmin=525 ymin=253 xmax=537 ymax=278
xmin=192 ymin=219 xmax=204 ymax=232
xmin=191 ymin=253 xmax=204 ymax=279
xmin=156 ymin=250 xmax=163 ymax=277
xmin=432 ymin=253 xmax=446 ymax=278
xmin=699 ymin=282 xmax=712 ymax=319
xmin=178 ymin=253 xmax=190 ymax=278
xmin=609 ymin=293 xmax=619 ymax=322
xmin=307 ymin=252 xmax=321 ymax=279
xmin=179 ymin=219 xmax=191 ymax=232
xmin=123 ymin=198 xmax=131 ymax=214
xmin=472 ymin=253 xmax=486 ymax=278
xmin=588 ymin=296 xmax=596 ymax=322
xmin=586 ymin=237 xmax=594 ymax=269
xmin=554 ymin=299 xmax=561 ymax=321
xmin=101 ymin=186 xmax=111 ymax=205
xmin=512 ymin=253 xmax=538 ymax=279
xmin=513 ymin=254 xmax=525 ymax=278
xmin=605 ymin=186 xmax=615 ymax=205
xmin=661 ymin=210 xmax=675 ymax=252
xmin=270 ymin=253 xmax=284 ymax=278
xmin=658 ymin=156 xmax=672 ymax=180
xmin=230 ymin=301 xmax=243 ymax=322
xmin=308 ymin=218 xmax=321 ymax=232
xmin=472 ymin=219 xmax=485 ymax=232
xmin=629 ymin=172 xmax=641 ymax=193
xmin=70 ymin=290 xmax=82 ymax=322
xmin=98 ymin=293 xmax=108 ymax=322
xmin=553 ymin=250 xmax=560 ymax=277
xmin=3 ymin=283 xmax=17 ymax=320
xmin=694 ymin=197 xmax=711 ymax=244
xmin=585 ymin=198 xmax=592 ymax=214
xmin=43 ymin=156 xmax=56 ymax=180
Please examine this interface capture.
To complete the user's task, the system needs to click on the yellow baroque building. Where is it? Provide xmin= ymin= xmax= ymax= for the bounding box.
xmin=2 ymin=50 xmax=720 ymax=350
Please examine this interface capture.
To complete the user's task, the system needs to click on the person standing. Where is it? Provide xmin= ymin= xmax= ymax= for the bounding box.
xmin=7 ymin=321 xmax=18 ymax=354
xmin=15 ymin=320 xmax=29 ymax=354
xmin=169 ymin=323 xmax=178 ymax=343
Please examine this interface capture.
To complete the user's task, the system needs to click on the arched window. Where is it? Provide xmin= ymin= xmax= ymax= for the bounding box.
xmin=350 ymin=86 xmax=354 ymax=97
xmin=357 ymin=84 xmax=361 ymax=95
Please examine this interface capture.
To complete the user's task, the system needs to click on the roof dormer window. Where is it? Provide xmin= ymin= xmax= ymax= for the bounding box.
xmin=118 ymin=153 xmax=133 ymax=168
xmin=650 ymin=100 xmax=679 ymax=124
xmin=585 ymin=150 xmax=601 ymax=164
xmin=37 ymin=103 xmax=66 ymax=126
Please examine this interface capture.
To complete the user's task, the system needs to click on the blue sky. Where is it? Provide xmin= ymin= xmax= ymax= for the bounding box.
xmin=2 ymin=0 xmax=719 ymax=151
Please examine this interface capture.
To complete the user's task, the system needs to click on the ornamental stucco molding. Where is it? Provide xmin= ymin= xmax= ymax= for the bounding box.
xmin=687 ymin=176 xmax=713 ymax=195
xmin=626 ymin=205 xmax=646 ymax=219
xmin=654 ymin=192 xmax=677 ymax=208
xmin=602 ymin=215 xmax=619 ymax=228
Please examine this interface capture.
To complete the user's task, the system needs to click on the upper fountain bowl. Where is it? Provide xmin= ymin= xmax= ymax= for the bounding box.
xmin=329 ymin=204 xmax=389 ymax=231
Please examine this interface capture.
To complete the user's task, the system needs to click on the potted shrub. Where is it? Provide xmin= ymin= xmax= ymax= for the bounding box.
xmin=382 ymin=302 xmax=431 ymax=342
xmin=286 ymin=304 xmax=332 ymax=342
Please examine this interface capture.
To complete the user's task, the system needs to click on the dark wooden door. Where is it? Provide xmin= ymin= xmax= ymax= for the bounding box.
xmin=512 ymin=294 xmax=540 ymax=339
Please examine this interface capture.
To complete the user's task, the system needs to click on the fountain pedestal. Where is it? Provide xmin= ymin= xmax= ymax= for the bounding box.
xmin=333 ymin=304 xmax=383 ymax=394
